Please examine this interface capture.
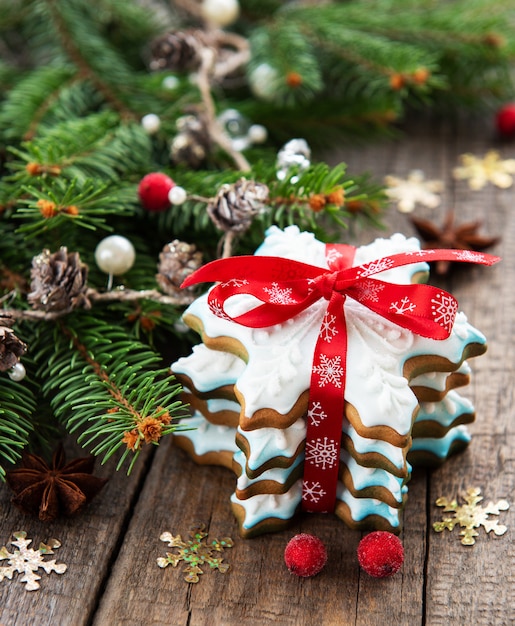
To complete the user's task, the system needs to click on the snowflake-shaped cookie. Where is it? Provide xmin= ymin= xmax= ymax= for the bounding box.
xmin=453 ymin=150 xmax=515 ymax=190
xmin=384 ymin=170 xmax=444 ymax=213
xmin=0 ymin=531 xmax=67 ymax=591
xmin=433 ymin=487 xmax=509 ymax=545
xmin=157 ymin=523 xmax=233 ymax=583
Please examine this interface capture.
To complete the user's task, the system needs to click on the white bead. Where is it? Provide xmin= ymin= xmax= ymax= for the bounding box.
xmin=249 ymin=64 xmax=279 ymax=102
xmin=141 ymin=113 xmax=161 ymax=134
xmin=247 ymin=124 xmax=268 ymax=144
xmin=168 ymin=186 xmax=188 ymax=205
xmin=201 ymin=0 xmax=239 ymax=27
xmin=8 ymin=362 xmax=26 ymax=382
xmin=95 ymin=235 xmax=136 ymax=276
xmin=162 ymin=75 xmax=180 ymax=90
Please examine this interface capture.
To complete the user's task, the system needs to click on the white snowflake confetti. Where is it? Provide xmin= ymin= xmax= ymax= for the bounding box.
xmin=384 ymin=170 xmax=444 ymax=213
xmin=358 ymin=258 xmax=395 ymax=278
xmin=453 ymin=150 xmax=515 ymax=190
xmin=312 ymin=354 xmax=344 ymax=387
xmin=354 ymin=279 xmax=385 ymax=302
xmin=431 ymin=291 xmax=458 ymax=332
xmin=303 ymin=481 xmax=327 ymax=503
xmin=305 ymin=437 xmax=339 ymax=470
xmin=0 ymin=532 xmax=67 ymax=591
xmin=319 ymin=312 xmax=338 ymax=342
xmin=220 ymin=278 xmax=249 ymax=288
xmin=307 ymin=401 xmax=328 ymax=427
xmin=263 ymin=282 xmax=296 ymax=304
xmin=390 ymin=296 xmax=416 ymax=315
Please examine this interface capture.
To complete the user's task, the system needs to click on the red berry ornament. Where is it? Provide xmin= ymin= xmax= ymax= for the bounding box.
xmin=284 ymin=533 xmax=327 ymax=577
xmin=496 ymin=103 xmax=515 ymax=139
xmin=138 ymin=172 xmax=175 ymax=212
xmin=357 ymin=531 xmax=404 ymax=578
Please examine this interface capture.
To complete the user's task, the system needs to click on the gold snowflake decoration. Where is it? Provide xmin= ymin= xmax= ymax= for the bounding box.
xmin=384 ymin=170 xmax=444 ymax=213
xmin=157 ymin=523 xmax=233 ymax=583
xmin=453 ymin=150 xmax=515 ymax=190
xmin=0 ymin=531 xmax=67 ymax=591
xmin=433 ymin=487 xmax=509 ymax=545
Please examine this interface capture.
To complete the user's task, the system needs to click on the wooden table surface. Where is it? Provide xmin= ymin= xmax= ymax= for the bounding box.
xmin=1 ymin=115 xmax=514 ymax=626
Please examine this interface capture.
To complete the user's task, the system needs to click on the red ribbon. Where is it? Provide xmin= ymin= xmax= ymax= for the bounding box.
xmin=182 ymin=247 xmax=500 ymax=513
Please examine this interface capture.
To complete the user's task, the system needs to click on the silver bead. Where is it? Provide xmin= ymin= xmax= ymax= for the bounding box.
xmin=8 ymin=362 xmax=26 ymax=382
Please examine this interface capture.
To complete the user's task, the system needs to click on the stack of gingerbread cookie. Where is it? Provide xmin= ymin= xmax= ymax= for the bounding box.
xmin=171 ymin=226 xmax=488 ymax=537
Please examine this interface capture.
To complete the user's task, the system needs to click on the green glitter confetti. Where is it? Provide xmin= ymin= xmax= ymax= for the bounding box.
xmin=157 ymin=523 xmax=233 ymax=582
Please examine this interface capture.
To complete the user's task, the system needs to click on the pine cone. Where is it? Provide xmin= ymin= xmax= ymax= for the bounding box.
xmin=28 ymin=248 xmax=90 ymax=312
xmin=149 ymin=30 xmax=204 ymax=73
xmin=0 ymin=325 xmax=26 ymax=372
xmin=207 ymin=178 xmax=269 ymax=233
xmin=156 ymin=240 xmax=203 ymax=296
xmin=170 ymin=113 xmax=212 ymax=169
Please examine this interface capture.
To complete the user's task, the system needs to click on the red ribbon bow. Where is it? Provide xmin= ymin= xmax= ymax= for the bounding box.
xmin=182 ymin=247 xmax=499 ymax=513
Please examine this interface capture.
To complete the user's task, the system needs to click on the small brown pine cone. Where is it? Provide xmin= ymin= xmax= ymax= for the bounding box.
xmin=170 ymin=113 xmax=212 ymax=169
xmin=149 ymin=30 xmax=204 ymax=73
xmin=0 ymin=326 xmax=27 ymax=372
xmin=207 ymin=178 xmax=269 ymax=233
xmin=156 ymin=240 xmax=203 ymax=296
xmin=28 ymin=248 xmax=90 ymax=312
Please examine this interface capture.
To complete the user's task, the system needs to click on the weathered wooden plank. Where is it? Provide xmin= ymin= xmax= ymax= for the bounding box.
xmin=92 ymin=437 xmax=428 ymax=626
xmin=0 ymin=445 xmax=153 ymax=626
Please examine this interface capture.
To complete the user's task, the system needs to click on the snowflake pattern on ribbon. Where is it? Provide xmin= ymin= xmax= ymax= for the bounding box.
xmin=319 ymin=312 xmax=338 ymax=342
xmin=455 ymin=250 xmax=488 ymax=264
xmin=325 ymin=248 xmax=344 ymax=266
xmin=390 ymin=296 xmax=417 ymax=314
xmin=307 ymin=401 xmax=328 ymax=427
xmin=358 ymin=257 xmax=395 ymax=278
xmin=220 ymin=278 xmax=249 ymax=288
xmin=354 ymin=279 xmax=385 ymax=302
xmin=312 ymin=354 xmax=344 ymax=387
xmin=208 ymin=299 xmax=233 ymax=321
xmin=305 ymin=437 xmax=339 ymax=470
xmin=263 ymin=282 xmax=296 ymax=304
xmin=431 ymin=291 xmax=458 ymax=332
xmin=0 ymin=532 xmax=67 ymax=591
xmin=303 ymin=481 xmax=327 ymax=503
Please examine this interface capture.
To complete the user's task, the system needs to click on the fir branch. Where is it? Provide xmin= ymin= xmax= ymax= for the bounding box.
xmin=0 ymin=376 xmax=36 ymax=480
xmin=33 ymin=314 xmax=190 ymax=473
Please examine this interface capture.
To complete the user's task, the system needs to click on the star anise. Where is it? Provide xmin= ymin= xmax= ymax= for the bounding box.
xmin=6 ymin=445 xmax=108 ymax=522
xmin=411 ymin=212 xmax=500 ymax=274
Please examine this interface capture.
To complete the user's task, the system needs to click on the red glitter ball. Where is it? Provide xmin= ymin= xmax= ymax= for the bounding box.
xmin=138 ymin=172 xmax=175 ymax=212
xmin=496 ymin=103 xmax=515 ymax=139
xmin=284 ymin=533 xmax=327 ymax=577
xmin=357 ymin=531 xmax=404 ymax=578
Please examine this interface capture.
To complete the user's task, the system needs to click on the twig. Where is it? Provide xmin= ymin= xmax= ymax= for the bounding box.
xmin=196 ymin=48 xmax=251 ymax=172
xmin=3 ymin=288 xmax=195 ymax=322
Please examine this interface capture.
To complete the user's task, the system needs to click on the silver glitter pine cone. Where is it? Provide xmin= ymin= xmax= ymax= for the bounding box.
xmin=156 ymin=240 xmax=203 ymax=296
xmin=28 ymin=248 xmax=90 ymax=312
xmin=149 ymin=30 xmax=205 ymax=73
xmin=207 ymin=178 xmax=269 ymax=233
xmin=0 ymin=323 xmax=26 ymax=373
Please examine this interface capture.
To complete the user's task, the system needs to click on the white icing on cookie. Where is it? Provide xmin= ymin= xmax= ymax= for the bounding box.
xmin=416 ymin=391 xmax=474 ymax=429
xmin=237 ymin=418 xmax=306 ymax=471
xmin=340 ymin=449 xmax=406 ymax=503
xmin=231 ymin=479 xmax=303 ymax=528
xmin=172 ymin=343 xmax=245 ymax=392
xmin=410 ymin=424 xmax=471 ymax=458
xmin=175 ymin=412 xmax=238 ymax=455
